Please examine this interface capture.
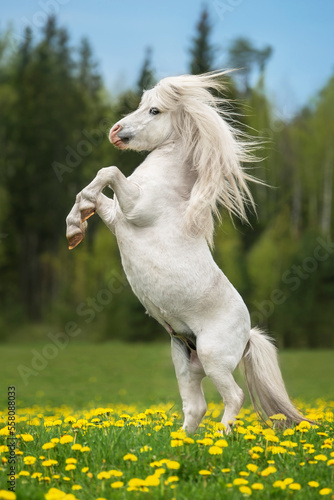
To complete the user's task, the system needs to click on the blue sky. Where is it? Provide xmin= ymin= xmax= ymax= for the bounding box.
xmin=2 ymin=0 xmax=334 ymax=116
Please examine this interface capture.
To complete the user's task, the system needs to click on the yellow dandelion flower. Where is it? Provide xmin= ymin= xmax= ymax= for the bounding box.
xmin=319 ymin=488 xmax=332 ymax=496
xmin=171 ymin=439 xmax=183 ymax=447
xmin=314 ymin=454 xmax=327 ymax=461
xmin=80 ymin=446 xmax=90 ymax=452
xmin=327 ymin=459 xmax=334 ymax=466
xmin=239 ymin=486 xmax=252 ymax=496
xmin=97 ymin=472 xmax=111 ymax=480
xmin=166 ymin=461 xmax=180 ymax=470
xmin=42 ymin=442 xmax=56 ymax=450
xmin=264 ymin=434 xmax=279 ymax=442
xmin=64 ymin=416 xmax=76 ymax=423
xmin=81 ymin=467 xmax=89 ymax=473
xmin=197 ymin=438 xmax=214 ymax=446
xmin=199 ymin=470 xmax=211 ymax=476
xmin=283 ymin=428 xmax=295 ymax=436
xmin=165 ymin=476 xmax=179 ymax=484
xmin=71 ymin=444 xmax=82 ymax=451
xmin=289 ymin=483 xmax=301 ymax=490
xmin=214 ymin=439 xmax=228 ymax=448
xmin=0 ymin=428 xmax=10 ymax=436
xmin=251 ymin=483 xmax=264 ymax=490
xmin=308 ymin=481 xmax=319 ymax=487
xmin=0 ymin=491 xmax=16 ymax=499
xmin=280 ymin=440 xmax=298 ymax=448
xmin=31 ymin=472 xmax=42 ymax=479
xmin=24 ymin=456 xmax=36 ymax=465
xmin=111 ymin=481 xmax=124 ymax=489
xmin=66 ymin=458 xmax=77 ymax=464
xmin=59 ymin=435 xmax=73 ymax=444
xmin=145 ymin=475 xmax=160 ymax=486
xmin=273 ymin=480 xmax=286 ymax=490
xmin=123 ymin=453 xmax=137 ymax=462
xmin=72 ymin=485 xmax=82 ymax=490
xmin=233 ymin=478 xmax=248 ymax=485
xmin=221 ymin=468 xmax=231 ymax=473
xmin=250 ymin=446 xmax=264 ymax=453
xmin=44 ymin=488 xmax=66 ymax=500
xmin=244 ymin=433 xmax=256 ymax=440
xmin=42 ymin=460 xmax=58 ymax=467
xmin=270 ymin=413 xmax=287 ymax=421
xmin=128 ymin=478 xmax=146 ymax=488
xmin=246 ymin=464 xmax=258 ymax=473
xmin=109 ymin=470 xmax=123 ymax=477
xmin=19 ymin=471 xmax=30 ymax=476
xmin=183 ymin=437 xmax=195 ymax=444
xmin=51 ymin=438 xmax=59 ymax=443
xmin=65 ymin=464 xmax=76 ymax=471
xmin=209 ymin=445 xmax=223 ymax=455
xmin=260 ymin=466 xmax=277 ymax=477
xmin=152 ymin=465 xmax=164 ymax=475
xmin=20 ymin=434 xmax=34 ymax=442
xmin=236 ymin=426 xmax=247 ymax=434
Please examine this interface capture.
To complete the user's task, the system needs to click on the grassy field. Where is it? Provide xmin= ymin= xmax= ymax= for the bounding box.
xmin=0 ymin=342 xmax=333 ymax=408
xmin=0 ymin=342 xmax=333 ymax=499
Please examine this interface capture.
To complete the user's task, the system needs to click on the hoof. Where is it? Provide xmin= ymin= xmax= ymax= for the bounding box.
xmin=68 ymin=233 xmax=84 ymax=250
xmin=81 ymin=208 xmax=95 ymax=222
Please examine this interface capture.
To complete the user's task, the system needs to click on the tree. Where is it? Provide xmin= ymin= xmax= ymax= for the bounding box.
xmin=0 ymin=17 xmax=108 ymax=320
xmin=227 ymin=37 xmax=272 ymax=93
xmin=189 ymin=6 xmax=215 ymax=74
xmin=137 ymin=47 xmax=155 ymax=93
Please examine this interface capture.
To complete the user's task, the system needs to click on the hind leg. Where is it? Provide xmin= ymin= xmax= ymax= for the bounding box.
xmin=171 ymin=338 xmax=207 ymax=433
xmin=196 ymin=328 xmax=247 ymax=432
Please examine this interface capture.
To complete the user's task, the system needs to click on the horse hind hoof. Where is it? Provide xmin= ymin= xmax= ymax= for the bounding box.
xmin=68 ymin=233 xmax=84 ymax=250
xmin=81 ymin=208 xmax=95 ymax=222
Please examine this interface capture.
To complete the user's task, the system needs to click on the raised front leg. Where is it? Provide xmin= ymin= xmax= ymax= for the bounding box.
xmin=66 ymin=166 xmax=141 ymax=249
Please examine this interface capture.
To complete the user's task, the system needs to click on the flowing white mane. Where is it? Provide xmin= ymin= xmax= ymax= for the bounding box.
xmin=151 ymin=71 xmax=259 ymax=246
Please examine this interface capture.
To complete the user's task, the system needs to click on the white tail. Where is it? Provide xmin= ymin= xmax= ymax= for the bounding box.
xmin=241 ymin=328 xmax=312 ymax=426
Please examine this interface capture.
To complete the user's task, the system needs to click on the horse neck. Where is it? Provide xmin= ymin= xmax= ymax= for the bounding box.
xmin=143 ymin=139 xmax=197 ymax=193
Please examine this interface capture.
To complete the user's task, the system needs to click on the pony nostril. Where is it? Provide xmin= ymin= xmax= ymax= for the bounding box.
xmin=109 ymin=123 xmax=123 ymax=143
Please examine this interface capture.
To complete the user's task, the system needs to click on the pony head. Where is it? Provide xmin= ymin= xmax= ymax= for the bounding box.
xmin=110 ymin=72 xmax=260 ymax=246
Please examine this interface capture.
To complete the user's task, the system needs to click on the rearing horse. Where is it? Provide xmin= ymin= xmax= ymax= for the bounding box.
xmin=66 ymin=72 xmax=309 ymax=432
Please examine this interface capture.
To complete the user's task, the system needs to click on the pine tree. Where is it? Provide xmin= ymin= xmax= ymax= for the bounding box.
xmin=189 ymin=7 xmax=215 ymax=75
xmin=137 ymin=47 xmax=155 ymax=93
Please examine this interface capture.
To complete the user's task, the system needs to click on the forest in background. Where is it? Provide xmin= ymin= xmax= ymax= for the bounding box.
xmin=0 ymin=8 xmax=333 ymax=347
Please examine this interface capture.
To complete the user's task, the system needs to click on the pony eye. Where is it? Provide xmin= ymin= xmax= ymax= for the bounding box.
xmin=149 ymin=107 xmax=160 ymax=116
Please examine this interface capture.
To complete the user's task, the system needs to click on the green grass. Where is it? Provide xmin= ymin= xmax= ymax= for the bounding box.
xmin=0 ymin=343 xmax=333 ymax=500
xmin=0 ymin=342 xmax=333 ymax=408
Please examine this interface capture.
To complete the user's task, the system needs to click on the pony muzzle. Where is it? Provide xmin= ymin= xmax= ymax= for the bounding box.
xmin=109 ymin=123 xmax=132 ymax=149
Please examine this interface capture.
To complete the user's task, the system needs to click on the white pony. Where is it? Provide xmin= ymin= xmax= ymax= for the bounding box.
xmin=66 ymin=72 xmax=309 ymax=432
